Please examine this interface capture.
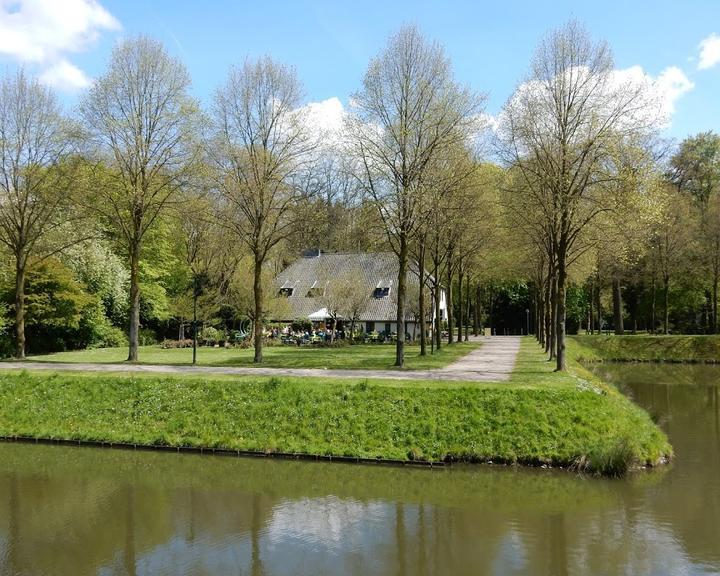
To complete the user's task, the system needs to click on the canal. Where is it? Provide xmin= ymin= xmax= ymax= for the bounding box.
xmin=0 ymin=364 xmax=718 ymax=575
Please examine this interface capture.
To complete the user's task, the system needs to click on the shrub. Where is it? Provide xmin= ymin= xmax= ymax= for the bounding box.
xmin=138 ymin=328 xmax=158 ymax=346
xmin=160 ymin=339 xmax=194 ymax=349
xmin=91 ymin=324 xmax=128 ymax=349
xmin=200 ymin=326 xmax=224 ymax=346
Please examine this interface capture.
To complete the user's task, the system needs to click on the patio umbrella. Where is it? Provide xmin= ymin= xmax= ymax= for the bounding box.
xmin=308 ymin=308 xmax=330 ymax=321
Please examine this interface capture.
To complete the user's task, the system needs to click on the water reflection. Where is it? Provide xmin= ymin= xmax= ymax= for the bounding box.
xmin=0 ymin=363 xmax=718 ymax=575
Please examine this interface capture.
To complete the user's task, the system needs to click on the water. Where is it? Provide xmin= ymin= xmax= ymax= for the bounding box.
xmin=0 ymin=364 xmax=718 ymax=575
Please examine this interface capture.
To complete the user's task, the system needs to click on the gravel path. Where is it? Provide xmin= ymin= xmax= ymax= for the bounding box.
xmin=0 ymin=336 xmax=522 ymax=383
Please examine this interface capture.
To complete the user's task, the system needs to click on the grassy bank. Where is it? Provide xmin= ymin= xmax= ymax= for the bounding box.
xmin=0 ymin=339 xmax=671 ymax=476
xmin=21 ymin=341 xmax=480 ymax=370
xmin=573 ymin=334 xmax=720 ymax=363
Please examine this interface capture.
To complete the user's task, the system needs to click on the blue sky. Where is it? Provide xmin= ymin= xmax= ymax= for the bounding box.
xmin=1 ymin=0 xmax=718 ymax=140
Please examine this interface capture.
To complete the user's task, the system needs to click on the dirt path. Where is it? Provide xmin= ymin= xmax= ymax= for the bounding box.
xmin=0 ymin=337 xmax=522 ymax=383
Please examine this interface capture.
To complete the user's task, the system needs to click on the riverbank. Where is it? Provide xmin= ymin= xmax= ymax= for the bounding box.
xmin=572 ymin=334 xmax=720 ymax=363
xmin=0 ymin=339 xmax=671 ymax=476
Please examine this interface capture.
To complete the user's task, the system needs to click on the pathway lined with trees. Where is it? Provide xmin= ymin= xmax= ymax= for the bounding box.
xmin=0 ymin=20 xmax=717 ymax=372
xmin=0 ymin=336 xmax=521 ymax=382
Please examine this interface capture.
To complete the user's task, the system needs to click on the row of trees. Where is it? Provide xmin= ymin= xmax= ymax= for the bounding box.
xmin=0 ymin=22 xmax=716 ymax=371
xmin=0 ymin=28 xmax=499 ymax=366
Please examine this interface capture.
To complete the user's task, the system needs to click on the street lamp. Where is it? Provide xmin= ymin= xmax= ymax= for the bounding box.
xmin=525 ymin=308 xmax=530 ymax=336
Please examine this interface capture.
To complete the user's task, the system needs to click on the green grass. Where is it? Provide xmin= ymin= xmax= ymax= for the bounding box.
xmin=0 ymin=338 xmax=672 ymax=476
xmin=572 ymin=334 xmax=720 ymax=363
xmin=20 ymin=341 xmax=480 ymax=370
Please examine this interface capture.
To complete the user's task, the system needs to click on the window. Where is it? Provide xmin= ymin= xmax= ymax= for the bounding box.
xmin=373 ymin=287 xmax=390 ymax=298
xmin=279 ymin=287 xmax=293 ymax=297
xmin=306 ymin=280 xmax=325 ymax=298
xmin=366 ymin=321 xmax=375 ymax=332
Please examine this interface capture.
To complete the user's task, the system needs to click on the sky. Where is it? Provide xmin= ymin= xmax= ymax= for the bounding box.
xmin=0 ymin=0 xmax=718 ymax=141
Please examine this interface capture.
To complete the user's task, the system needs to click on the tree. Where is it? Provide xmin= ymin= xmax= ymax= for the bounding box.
xmin=176 ymin=193 xmax=235 ymax=363
xmin=498 ymin=21 xmax=657 ymax=370
xmin=80 ymin=37 xmax=198 ymax=362
xmin=211 ymin=56 xmax=314 ymax=363
xmin=347 ymin=25 xmax=482 ymax=366
xmin=650 ymin=185 xmax=698 ymax=333
xmin=668 ymin=132 xmax=720 ymax=331
xmin=320 ymin=266 xmax=370 ymax=342
xmin=0 ymin=70 xmax=81 ymax=358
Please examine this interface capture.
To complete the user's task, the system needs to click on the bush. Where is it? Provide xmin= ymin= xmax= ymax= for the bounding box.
xmin=160 ymin=339 xmax=194 ymax=349
xmin=90 ymin=324 xmax=128 ymax=349
xmin=138 ymin=328 xmax=158 ymax=346
xmin=200 ymin=326 xmax=226 ymax=347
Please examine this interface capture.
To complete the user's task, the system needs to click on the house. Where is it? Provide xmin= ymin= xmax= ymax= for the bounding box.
xmin=274 ymin=252 xmax=447 ymax=337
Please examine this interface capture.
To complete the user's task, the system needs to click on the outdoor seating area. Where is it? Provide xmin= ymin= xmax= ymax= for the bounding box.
xmin=270 ymin=325 xmax=404 ymax=346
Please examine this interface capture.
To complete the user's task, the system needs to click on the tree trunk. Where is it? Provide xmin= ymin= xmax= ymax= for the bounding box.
xmin=128 ymin=247 xmax=140 ymax=362
xmin=713 ymin=263 xmax=719 ymax=334
xmin=544 ymin=266 xmax=552 ymax=354
xmin=192 ymin=289 xmax=198 ymax=365
xmin=473 ymin=283 xmax=480 ymax=336
xmin=457 ymin=269 xmax=463 ymax=343
xmin=446 ymin=258 xmax=454 ymax=345
xmin=14 ymin=255 xmax=26 ymax=359
xmin=549 ymin=269 xmax=557 ymax=359
xmin=540 ymin=285 xmax=544 ymax=340
xmin=663 ymin=274 xmax=670 ymax=335
xmin=395 ymin=235 xmax=408 ymax=367
xmin=418 ymin=239 xmax=427 ymax=356
xmin=464 ymin=278 xmax=470 ymax=341
xmin=594 ymin=275 xmax=602 ymax=335
xmin=612 ymin=278 xmax=624 ymax=335
xmin=253 ymin=253 xmax=264 ymax=363
xmin=434 ymin=272 xmax=441 ymax=351
xmin=651 ymin=272 xmax=656 ymax=334
xmin=556 ymin=247 xmax=568 ymax=372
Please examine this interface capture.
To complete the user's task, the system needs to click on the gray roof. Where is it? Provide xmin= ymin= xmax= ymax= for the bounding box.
xmin=274 ymin=252 xmax=423 ymax=322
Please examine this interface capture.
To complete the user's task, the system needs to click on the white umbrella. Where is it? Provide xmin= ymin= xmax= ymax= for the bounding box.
xmin=308 ymin=308 xmax=329 ymax=321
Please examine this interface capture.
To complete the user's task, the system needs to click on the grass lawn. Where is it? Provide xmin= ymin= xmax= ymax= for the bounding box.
xmin=572 ymin=334 xmax=720 ymax=363
xmin=21 ymin=341 xmax=481 ymax=370
xmin=0 ymin=338 xmax=671 ymax=476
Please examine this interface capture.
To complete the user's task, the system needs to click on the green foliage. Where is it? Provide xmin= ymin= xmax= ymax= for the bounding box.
xmin=23 ymin=259 xmax=94 ymax=330
xmin=62 ymin=240 xmax=129 ymax=326
xmin=138 ymin=328 xmax=158 ymax=346
xmin=573 ymin=334 xmax=720 ymax=363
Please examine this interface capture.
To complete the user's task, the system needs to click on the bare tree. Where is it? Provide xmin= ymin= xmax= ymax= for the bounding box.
xmin=320 ymin=266 xmax=370 ymax=342
xmin=177 ymin=192 xmax=238 ymax=363
xmin=498 ymin=20 xmax=657 ymax=370
xmin=211 ymin=56 xmax=315 ymax=363
xmin=347 ymin=25 xmax=483 ymax=366
xmin=80 ymin=37 xmax=198 ymax=362
xmin=0 ymin=71 xmax=80 ymax=358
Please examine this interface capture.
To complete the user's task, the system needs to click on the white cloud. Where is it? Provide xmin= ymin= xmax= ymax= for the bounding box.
xmin=612 ymin=65 xmax=694 ymax=126
xmin=0 ymin=0 xmax=120 ymax=90
xmin=302 ymin=96 xmax=346 ymax=135
xmin=299 ymin=96 xmax=347 ymax=153
xmin=698 ymin=33 xmax=720 ymax=70
xmin=654 ymin=66 xmax=694 ymax=115
xmin=39 ymin=58 xmax=92 ymax=90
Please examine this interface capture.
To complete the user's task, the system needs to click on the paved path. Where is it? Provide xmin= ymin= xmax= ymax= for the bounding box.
xmin=0 ymin=337 xmax=522 ymax=383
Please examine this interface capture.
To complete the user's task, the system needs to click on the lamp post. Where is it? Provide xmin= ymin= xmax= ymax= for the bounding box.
xmin=525 ymin=308 xmax=530 ymax=336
